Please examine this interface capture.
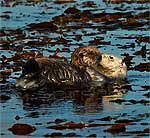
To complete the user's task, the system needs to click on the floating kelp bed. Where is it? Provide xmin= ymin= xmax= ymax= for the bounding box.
xmin=0 ymin=0 xmax=150 ymax=137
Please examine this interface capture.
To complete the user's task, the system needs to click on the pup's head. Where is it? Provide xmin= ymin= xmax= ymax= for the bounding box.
xmin=71 ymin=45 xmax=100 ymax=68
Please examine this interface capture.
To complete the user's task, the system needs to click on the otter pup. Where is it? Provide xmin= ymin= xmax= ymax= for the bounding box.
xmin=71 ymin=45 xmax=100 ymax=69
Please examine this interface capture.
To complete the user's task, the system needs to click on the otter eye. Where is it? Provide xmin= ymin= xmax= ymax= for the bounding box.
xmin=97 ymin=55 xmax=102 ymax=61
xmin=109 ymin=56 xmax=113 ymax=60
xmin=79 ymin=53 xmax=84 ymax=58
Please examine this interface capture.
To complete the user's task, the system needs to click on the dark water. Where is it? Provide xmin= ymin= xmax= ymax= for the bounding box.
xmin=0 ymin=0 xmax=150 ymax=137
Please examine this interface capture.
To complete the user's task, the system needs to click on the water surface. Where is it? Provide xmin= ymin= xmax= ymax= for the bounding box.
xmin=0 ymin=0 xmax=150 ymax=137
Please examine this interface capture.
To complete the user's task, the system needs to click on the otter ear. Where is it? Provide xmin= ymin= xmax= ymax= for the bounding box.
xmin=22 ymin=58 xmax=40 ymax=77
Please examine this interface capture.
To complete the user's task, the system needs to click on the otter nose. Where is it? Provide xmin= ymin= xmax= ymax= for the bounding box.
xmin=122 ymin=57 xmax=126 ymax=63
xmin=121 ymin=60 xmax=126 ymax=68
xmin=97 ymin=54 xmax=102 ymax=61
xmin=121 ymin=59 xmax=126 ymax=65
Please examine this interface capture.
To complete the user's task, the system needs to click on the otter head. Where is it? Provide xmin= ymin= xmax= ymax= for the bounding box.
xmin=71 ymin=45 xmax=100 ymax=68
xmin=94 ymin=53 xmax=127 ymax=79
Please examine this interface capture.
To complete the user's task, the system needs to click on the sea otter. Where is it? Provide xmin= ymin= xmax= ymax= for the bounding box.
xmin=16 ymin=46 xmax=127 ymax=91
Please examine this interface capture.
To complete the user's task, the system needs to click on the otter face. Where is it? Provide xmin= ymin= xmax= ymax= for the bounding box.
xmin=95 ymin=53 xmax=127 ymax=79
xmin=71 ymin=46 xmax=100 ymax=68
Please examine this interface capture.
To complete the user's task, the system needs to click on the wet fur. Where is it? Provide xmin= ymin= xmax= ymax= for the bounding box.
xmin=16 ymin=57 xmax=91 ymax=90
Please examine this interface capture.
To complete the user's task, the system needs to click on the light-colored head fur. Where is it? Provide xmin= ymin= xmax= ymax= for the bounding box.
xmin=93 ymin=53 xmax=127 ymax=79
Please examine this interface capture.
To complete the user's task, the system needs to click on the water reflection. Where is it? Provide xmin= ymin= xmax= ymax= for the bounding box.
xmin=15 ymin=80 xmax=128 ymax=113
